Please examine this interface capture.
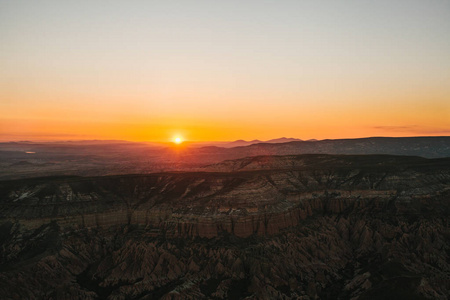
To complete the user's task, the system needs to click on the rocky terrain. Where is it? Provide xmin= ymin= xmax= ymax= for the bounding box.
xmin=0 ymin=154 xmax=449 ymax=299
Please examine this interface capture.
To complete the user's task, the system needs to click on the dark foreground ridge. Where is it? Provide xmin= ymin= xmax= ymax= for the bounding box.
xmin=0 ymin=154 xmax=449 ymax=299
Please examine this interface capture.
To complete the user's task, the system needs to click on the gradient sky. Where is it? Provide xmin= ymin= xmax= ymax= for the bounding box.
xmin=1 ymin=0 xmax=449 ymax=142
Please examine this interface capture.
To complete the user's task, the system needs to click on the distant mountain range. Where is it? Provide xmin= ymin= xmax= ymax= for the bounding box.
xmin=189 ymin=137 xmax=304 ymax=148
xmin=223 ymin=137 xmax=303 ymax=147
xmin=1 ymin=136 xmax=450 ymax=180
xmin=184 ymin=136 xmax=450 ymax=161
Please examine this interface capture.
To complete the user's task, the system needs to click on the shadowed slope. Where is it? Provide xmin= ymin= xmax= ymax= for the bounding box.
xmin=0 ymin=154 xmax=449 ymax=299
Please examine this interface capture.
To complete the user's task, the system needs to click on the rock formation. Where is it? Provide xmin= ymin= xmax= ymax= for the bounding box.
xmin=0 ymin=155 xmax=449 ymax=299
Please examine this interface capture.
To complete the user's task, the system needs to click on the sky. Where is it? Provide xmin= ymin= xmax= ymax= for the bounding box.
xmin=1 ymin=0 xmax=449 ymax=142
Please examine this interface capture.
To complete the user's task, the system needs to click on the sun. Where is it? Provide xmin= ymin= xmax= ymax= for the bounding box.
xmin=173 ymin=136 xmax=183 ymax=144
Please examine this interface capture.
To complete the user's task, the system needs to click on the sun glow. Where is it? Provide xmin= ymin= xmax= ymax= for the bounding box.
xmin=173 ymin=136 xmax=183 ymax=144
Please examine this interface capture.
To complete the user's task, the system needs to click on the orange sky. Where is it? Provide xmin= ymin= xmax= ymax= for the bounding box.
xmin=1 ymin=1 xmax=449 ymax=142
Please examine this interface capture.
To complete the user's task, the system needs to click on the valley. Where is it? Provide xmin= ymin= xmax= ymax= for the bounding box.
xmin=0 ymin=155 xmax=449 ymax=299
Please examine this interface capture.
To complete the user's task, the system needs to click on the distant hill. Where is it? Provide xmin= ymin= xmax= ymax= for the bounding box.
xmin=186 ymin=136 xmax=450 ymax=161
xmin=204 ymin=153 xmax=450 ymax=172
xmin=265 ymin=137 xmax=302 ymax=143
xmin=225 ymin=139 xmax=262 ymax=147
xmin=195 ymin=137 xmax=303 ymax=148
xmin=2 ymin=136 xmax=450 ymax=180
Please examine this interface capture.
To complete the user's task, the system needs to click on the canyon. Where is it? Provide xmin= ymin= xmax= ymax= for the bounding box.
xmin=0 ymin=154 xmax=449 ymax=299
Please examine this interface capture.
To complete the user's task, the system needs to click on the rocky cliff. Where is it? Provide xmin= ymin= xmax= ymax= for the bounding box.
xmin=0 ymin=155 xmax=449 ymax=299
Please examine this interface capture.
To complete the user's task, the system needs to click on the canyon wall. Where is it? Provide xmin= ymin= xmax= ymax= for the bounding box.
xmin=0 ymin=155 xmax=449 ymax=299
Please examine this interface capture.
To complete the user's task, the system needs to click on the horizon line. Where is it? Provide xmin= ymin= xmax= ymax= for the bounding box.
xmin=2 ymin=135 xmax=450 ymax=144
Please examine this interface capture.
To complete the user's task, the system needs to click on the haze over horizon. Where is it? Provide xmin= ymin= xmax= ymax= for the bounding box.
xmin=1 ymin=3 xmax=450 ymax=296
xmin=1 ymin=0 xmax=449 ymax=142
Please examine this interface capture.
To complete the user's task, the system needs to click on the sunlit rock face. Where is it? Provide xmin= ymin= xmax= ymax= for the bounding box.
xmin=0 ymin=155 xmax=449 ymax=299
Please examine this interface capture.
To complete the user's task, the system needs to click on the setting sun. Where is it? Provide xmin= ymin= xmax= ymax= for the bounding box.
xmin=1 ymin=1 xmax=449 ymax=298
xmin=174 ymin=137 xmax=183 ymax=144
